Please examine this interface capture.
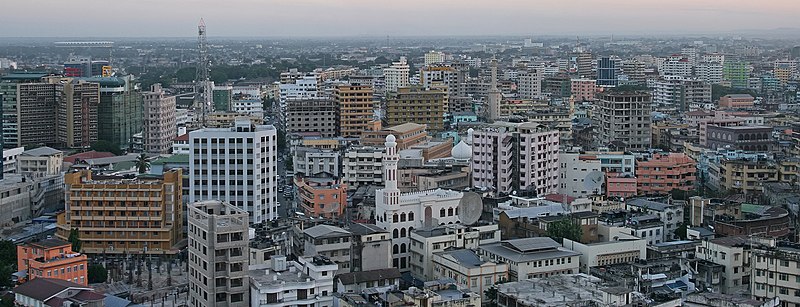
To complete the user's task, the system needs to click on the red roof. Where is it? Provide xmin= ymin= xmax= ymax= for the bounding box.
xmin=174 ymin=133 xmax=189 ymax=141
xmin=64 ymin=151 xmax=115 ymax=163
xmin=544 ymin=194 xmax=576 ymax=204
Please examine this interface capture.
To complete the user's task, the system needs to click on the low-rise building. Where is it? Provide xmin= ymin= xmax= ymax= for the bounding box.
xmin=432 ymin=249 xmax=508 ymax=301
xmin=496 ymin=274 xmax=637 ymax=307
xmin=636 ymin=152 xmax=696 ymax=195
xmin=562 ymin=236 xmax=646 ymax=274
xmin=294 ymin=173 xmax=347 ymax=219
xmin=335 ymin=268 xmax=401 ymax=294
xmin=17 ymin=147 xmax=63 ymax=178
xmin=751 ymin=240 xmax=800 ymax=306
xmin=13 ymin=278 xmax=104 ymax=307
xmin=303 ymin=224 xmax=353 ymax=275
xmin=293 ymin=147 xmax=340 ymax=177
xmin=696 ymin=236 xmax=751 ymax=294
xmin=17 ymin=238 xmax=88 ymax=285
xmin=349 ymin=223 xmax=392 ymax=272
xmin=403 ymin=282 xmax=481 ymax=307
xmin=626 ymin=198 xmax=685 ymax=240
xmin=249 ymin=256 xmax=337 ymax=307
xmin=478 ymin=237 xmax=580 ymax=281
xmin=409 ymin=224 xmax=501 ymax=280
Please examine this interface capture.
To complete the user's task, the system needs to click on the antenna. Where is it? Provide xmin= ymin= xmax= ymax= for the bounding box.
xmin=457 ymin=192 xmax=482 ymax=226
xmin=195 ymin=18 xmax=212 ymax=127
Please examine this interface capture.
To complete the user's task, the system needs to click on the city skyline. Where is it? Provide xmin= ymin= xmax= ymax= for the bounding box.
xmin=3 ymin=0 xmax=800 ymax=37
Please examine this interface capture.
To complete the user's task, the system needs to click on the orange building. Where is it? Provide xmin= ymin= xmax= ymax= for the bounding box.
xmin=606 ymin=174 xmax=637 ymax=198
xmin=294 ymin=173 xmax=348 ymax=219
xmin=360 ymin=123 xmax=428 ymax=150
xmin=718 ymin=94 xmax=754 ymax=109
xmin=17 ymin=238 xmax=88 ymax=285
xmin=636 ymin=153 xmax=696 ymax=195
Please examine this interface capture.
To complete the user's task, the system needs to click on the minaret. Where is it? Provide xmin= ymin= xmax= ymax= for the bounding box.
xmin=383 ymin=134 xmax=400 ymax=206
xmin=487 ymin=57 xmax=501 ymax=122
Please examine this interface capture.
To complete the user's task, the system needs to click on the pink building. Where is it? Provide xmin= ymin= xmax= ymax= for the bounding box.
xmin=472 ymin=122 xmax=559 ymax=196
xmin=636 ymin=153 xmax=696 ymax=195
xmin=570 ymin=79 xmax=598 ymax=102
xmin=606 ymin=174 xmax=637 ymax=198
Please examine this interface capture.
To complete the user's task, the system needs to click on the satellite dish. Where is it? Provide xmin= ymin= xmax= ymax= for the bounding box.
xmin=583 ymin=171 xmax=605 ymax=192
xmin=457 ymin=192 xmax=482 ymax=226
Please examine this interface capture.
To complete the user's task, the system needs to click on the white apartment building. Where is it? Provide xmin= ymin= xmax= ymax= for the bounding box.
xmin=558 ymin=152 xmax=604 ymax=198
xmin=303 ymin=225 xmax=352 ymax=275
xmin=188 ymin=200 xmax=250 ymax=307
xmin=342 ymin=146 xmax=383 ymax=190
xmin=517 ymin=69 xmax=542 ymax=100
xmin=697 ymin=61 xmax=723 ymax=84
xmin=751 ymin=240 xmax=800 ymax=306
xmin=626 ymin=198 xmax=684 ymax=240
xmin=2 ymin=146 xmax=24 ymax=175
xmin=231 ymin=99 xmax=264 ymax=118
xmin=142 ymin=83 xmax=177 ymax=154
xmin=478 ymin=237 xmax=580 ymax=281
xmin=375 ymin=135 xmax=464 ymax=272
xmin=658 ymin=55 xmax=693 ymax=77
xmin=424 ymin=51 xmax=446 ymax=65
xmin=409 ymin=224 xmax=502 ymax=280
xmin=293 ymin=147 xmax=339 ymax=177
xmin=278 ymin=76 xmax=319 ymax=103
xmin=384 ymin=57 xmax=410 ymax=93
xmin=189 ymin=119 xmax=279 ymax=224
xmin=249 ymin=256 xmax=337 ymax=307
xmin=696 ymin=236 xmax=750 ymax=294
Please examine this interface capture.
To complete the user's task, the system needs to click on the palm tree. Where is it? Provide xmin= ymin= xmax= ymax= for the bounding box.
xmin=136 ymin=154 xmax=150 ymax=174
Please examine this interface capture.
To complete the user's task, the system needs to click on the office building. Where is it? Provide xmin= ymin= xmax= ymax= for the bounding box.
xmin=142 ymin=83 xmax=177 ymax=154
xmin=517 ymin=68 xmax=542 ymax=100
xmin=188 ymin=200 xmax=249 ymax=307
xmin=384 ymin=57 xmax=410 ymax=93
xmin=96 ymin=76 xmax=143 ymax=150
xmin=49 ymin=77 xmax=101 ymax=149
xmin=285 ymin=98 xmax=338 ymax=138
xmin=472 ymin=122 xmax=560 ymax=196
xmin=596 ymin=56 xmax=619 ymax=87
xmin=424 ymin=51 xmax=446 ymax=65
xmin=697 ymin=61 xmax=723 ymax=84
xmin=56 ymin=169 xmax=184 ymax=255
xmin=17 ymin=239 xmax=88 ymax=285
xmin=575 ymin=51 xmax=593 ymax=78
xmin=620 ymin=60 xmax=646 ymax=85
xmin=335 ymin=85 xmax=375 ymax=138
xmin=189 ymin=119 xmax=279 ymax=224
xmin=386 ymin=87 xmax=446 ymax=132
xmin=1 ymin=73 xmax=47 ymax=148
xmin=594 ymin=91 xmax=652 ymax=151
xmin=213 ymin=85 xmax=233 ymax=111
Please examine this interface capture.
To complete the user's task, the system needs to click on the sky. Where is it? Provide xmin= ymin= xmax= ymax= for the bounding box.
xmin=3 ymin=0 xmax=799 ymax=37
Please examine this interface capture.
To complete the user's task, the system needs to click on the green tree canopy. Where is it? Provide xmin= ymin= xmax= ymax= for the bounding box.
xmin=135 ymin=154 xmax=150 ymax=174
xmin=90 ymin=140 xmax=123 ymax=156
xmin=68 ymin=228 xmax=81 ymax=253
xmin=0 ymin=240 xmax=16 ymax=288
xmin=87 ymin=264 xmax=108 ymax=284
xmin=546 ymin=218 xmax=583 ymax=244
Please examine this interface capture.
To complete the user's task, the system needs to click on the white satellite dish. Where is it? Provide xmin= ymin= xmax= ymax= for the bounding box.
xmin=457 ymin=192 xmax=482 ymax=225
xmin=583 ymin=171 xmax=605 ymax=193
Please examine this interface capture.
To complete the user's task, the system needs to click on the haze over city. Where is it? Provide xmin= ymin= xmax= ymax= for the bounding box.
xmin=3 ymin=0 xmax=800 ymax=37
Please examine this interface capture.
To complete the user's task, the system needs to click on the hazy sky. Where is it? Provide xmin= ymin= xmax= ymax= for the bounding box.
xmin=3 ymin=0 xmax=799 ymax=37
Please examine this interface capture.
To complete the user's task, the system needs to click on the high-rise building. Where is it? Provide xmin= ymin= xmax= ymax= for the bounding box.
xmin=1 ymin=73 xmax=47 ymax=149
xmin=95 ymin=76 xmax=143 ymax=150
xmin=384 ymin=57 xmax=410 ymax=93
xmin=386 ymin=87 xmax=446 ymax=132
xmin=575 ymin=51 xmax=593 ymax=78
xmin=56 ymin=169 xmax=184 ymax=255
xmin=620 ymin=60 xmax=646 ymax=86
xmin=517 ymin=68 xmax=542 ymax=100
xmin=212 ymin=85 xmax=233 ymax=112
xmin=278 ymin=75 xmax=319 ymax=103
xmin=570 ymin=79 xmax=597 ymax=102
xmin=189 ymin=119 xmax=278 ymax=224
xmin=696 ymin=61 xmax=723 ymax=84
xmin=419 ymin=65 xmax=459 ymax=96
xmin=596 ymin=57 xmax=619 ymax=87
xmin=424 ymin=51 xmax=446 ymax=65
xmin=49 ymin=78 xmax=100 ymax=149
xmin=335 ymin=85 xmax=375 ymax=138
xmin=285 ymin=98 xmax=339 ymax=138
xmin=652 ymin=76 xmax=711 ymax=112
xmin=142 ymin=84 xmax=177 ymax=154
xmin=487 ymin=58 xmax=501 ymax=122
xmin=774 ymin=60 xmax=797 ymax=85
xmin=723 ymin=60 xmax=749 ymax=89
xmin=594 ymin=91 xmax=652 ymax=151
xmin=472 ymin=122 xmax=560 ymax=196
xmin=188 ymin=200 xmax=249 ymax=307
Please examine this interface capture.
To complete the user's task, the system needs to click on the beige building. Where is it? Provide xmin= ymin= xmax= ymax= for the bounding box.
xmin=142 ymin=83 xmax=177 ymax=154
xmin=188 ymin=200 xmax=250 ymax=307
xmin=56 ymin=169 xmax=184 ymax=255
xmin=335 ymin=85 xmax=375 ymax=138
xmin=48 ymin=77 xmax=101 ymax=149
xmin=17 ymin=146 xmax=63 ymax=178
xmin=285 ymin=98 xmax=338 ymax=138
xmin=562 ymin=236 xmax=646 ymax=274
xmin=696 ymin=236 xmax=751 ymax=294
xmin=751 ymin=239 xmax=800 ymax=306
xmin=478 ymin=237 xmax=580 ymax=281
xmin=386 ymin=87 xmax=446 ymax=132
xmin=409 ymin=224 xmax=501 ymax=280
xmin=432 ymin=249 xmax=508 ymax=301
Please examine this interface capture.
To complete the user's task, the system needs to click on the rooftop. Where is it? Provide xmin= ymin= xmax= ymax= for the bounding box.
xmin=336 ymin=268 xmax=401 ymax=285
xmin=349 ymin=223 xmax=388 ymax=236
xmin=435 ymin=249 xmax=489 ymax=269
xmin=304 ymin=224 xmax=351 ymax=239
xmin=21 ymin=146 xmax=63 ymax=157
xmin=29 ymin=238 xmax=71 ymax=249
xmin=480 ymin=237 xmax=580 ymax=263
xmin=13 ymin=278 xmax=93 ymax=302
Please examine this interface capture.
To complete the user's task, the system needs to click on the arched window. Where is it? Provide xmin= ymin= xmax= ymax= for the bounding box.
xmin=400 ymin=243 xmax=407 ymax=253
xmin=393 ymin=214 xmax=398 ymax=223
xmin=400 ymin=228 xmax=407 ymax=237
xmin=400 ymin=213 xmax=406 ymax=222
xmin=440 ymin=208 xmax=446 ymax=217
xmin=393 ymin=229 xmax=399 ymax=238
xmin=408 ymin=212 xmax=415 ymax=221
xmin=393 ymin=244 xmax=399 ymax=254
xmin=448 ymin=208 xmax=454 ymax=216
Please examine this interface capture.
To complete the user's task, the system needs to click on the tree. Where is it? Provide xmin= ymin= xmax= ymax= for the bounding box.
xmin=277 ymin=129 xmax=287 ymax=152
xmin=0 ymin=240 xmax=16 ymax=288
xmin=87 ymin=264 xmax=108 ymax=284
xmin=285 ymin=156 xmax=293 ymax=171
xmin=68 ymin=228 xmax=81 ymax=252
xmin=674 ymin=223 xmax=688 ymax=240
xmin=90 ymin=140 xmax=123 ymax=155
xmin=136 ymin=154 xmax=150 ymax=174
xmin=546 ymin=218 xmax=583 ymax=244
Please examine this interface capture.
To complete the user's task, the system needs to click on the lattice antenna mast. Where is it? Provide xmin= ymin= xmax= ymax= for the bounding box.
xmin=195 ymin=18 xmax=212 ymax=127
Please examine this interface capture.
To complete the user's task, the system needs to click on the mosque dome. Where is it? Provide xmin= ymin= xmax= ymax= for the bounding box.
xmin=451 ymin=140 xmax=472 ymax=160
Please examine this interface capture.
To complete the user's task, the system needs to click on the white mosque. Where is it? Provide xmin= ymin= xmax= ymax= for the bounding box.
xmin=375 ymin=134 xmax=466 ymax=271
